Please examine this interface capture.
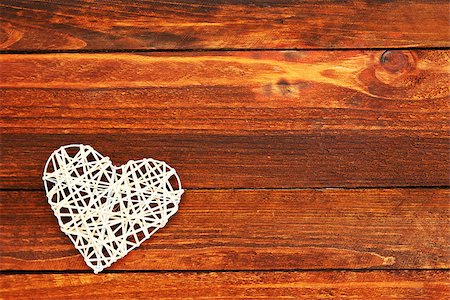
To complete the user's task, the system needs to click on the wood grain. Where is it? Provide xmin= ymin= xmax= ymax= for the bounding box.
xmin=1 ymin=271 xmax=448 ymax=299
xmin=0 ymin=1 xmax=449 ymax=50
xmin=1 ymin=133 xmax=449 ymax=189
xmin=1 ymin=50 xmax=449 ymax=189
xmin=1 ymin=50 xmax=448 ymax=135
xmin=1 ymin=1 xmax=447 ymax=297
xmin=1 ymin=189 xmax=448 ymax=271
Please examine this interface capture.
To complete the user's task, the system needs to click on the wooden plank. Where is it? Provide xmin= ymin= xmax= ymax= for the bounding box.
xmin=1 ymin=133 xmax=449 ymax=189
xmin=1 ymin=51 xmax=449 ymax=189
xmin=0 ymin=1 xmax=449 ymax=50
xmin=1 ymin=189 xmax=448 ymax=271
xmin=1 ymin=51 xmax=448 ymax=135
xmin=1 ymin=271 xmax=448 ymax=299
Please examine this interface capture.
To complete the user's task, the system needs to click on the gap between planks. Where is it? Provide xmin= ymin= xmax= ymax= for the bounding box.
xmin=1 ymin=46 xmax=450 ymax=55
xmin=2 ymin=268 xmax=450 ymax=275
xmin=1 ymin=186 xmax=449 ymax=192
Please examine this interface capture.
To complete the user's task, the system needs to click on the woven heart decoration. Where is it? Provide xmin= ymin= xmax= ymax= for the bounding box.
xmin=43 ymin=144 xmax=184 ymax=273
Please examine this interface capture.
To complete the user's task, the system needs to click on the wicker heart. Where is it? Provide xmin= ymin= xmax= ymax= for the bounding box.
xmin=42 ymin=144 xmax=183 ymax=273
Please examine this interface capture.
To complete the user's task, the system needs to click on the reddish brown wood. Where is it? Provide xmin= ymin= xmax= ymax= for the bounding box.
xmin=1 ymin=189 xmax=448 ymax=271
xmin=2 ymin=133 xmax=449 ymax=189
xmin=1 ymin=271 xmax=448 ymax=299
xmin=0 ymin=1 xmax=449 ymax=50
xmin=1 ymin=51 xmax=448 ymax=135
xmin=2 ymin=51 xmax=449 ymax=110
xmin=0 ymin=1 xmax=447 ymax=296
xmin=1 ymin=50 xmax=448 ymax=189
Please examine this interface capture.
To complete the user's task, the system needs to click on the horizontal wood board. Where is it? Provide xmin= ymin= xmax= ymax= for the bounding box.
xmin=0 ymin=1 xmax=449 ymax=50
xmin=1 ymin=189 xmax=448 ymax=271
xmin=1 ymin=271 xmax=449 ymax=299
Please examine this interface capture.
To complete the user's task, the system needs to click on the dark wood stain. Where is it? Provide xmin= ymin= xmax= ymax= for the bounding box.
xmin=0 ymin=0 xmax=449 ymax=50
xmin=1 ymin=133 xmax=449 ymax=189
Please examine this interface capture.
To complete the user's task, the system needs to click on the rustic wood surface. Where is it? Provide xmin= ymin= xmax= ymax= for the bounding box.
xmin=1 ymin=51 xmax=449 ymax=135
xmin=1 ymin=271 xmax=449 ymax=299
xmin=0 ymin=0 xmax=449 ymax=50
xmin=1 ymin=133 xmax=449 ymax=189
xmin=1 ymin=50 xmax=449 ymax=189
xmin=0 ymin=1 xmax=449 ymax=298
xmin=1 ymin=189 xmax=448 ymax=271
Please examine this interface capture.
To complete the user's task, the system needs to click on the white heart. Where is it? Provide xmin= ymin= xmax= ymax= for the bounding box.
xmin=42 ymin=144 xmax=184 ymax=273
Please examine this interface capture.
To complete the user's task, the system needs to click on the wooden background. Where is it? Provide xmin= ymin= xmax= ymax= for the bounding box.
xmin=0 ymin=1 xmax=449 ymax=298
